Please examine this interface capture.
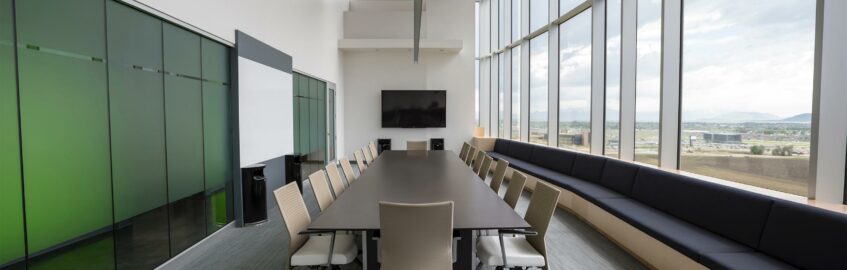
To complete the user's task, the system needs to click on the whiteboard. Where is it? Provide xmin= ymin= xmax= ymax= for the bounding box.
xmin=237 ymin=56 xmax=294 ymax=166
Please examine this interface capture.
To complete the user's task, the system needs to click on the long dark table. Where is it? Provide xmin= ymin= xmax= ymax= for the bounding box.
xmin=307 ymin=150 xmax=529 ymax=269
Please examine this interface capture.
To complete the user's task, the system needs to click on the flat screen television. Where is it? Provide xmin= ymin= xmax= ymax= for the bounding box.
xmin=381 ymin=90 xmax=446 ymax=128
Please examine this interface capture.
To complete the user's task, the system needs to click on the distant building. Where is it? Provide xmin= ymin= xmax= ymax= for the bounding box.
xmin=703 ymin=132 xmax=742 ymax=144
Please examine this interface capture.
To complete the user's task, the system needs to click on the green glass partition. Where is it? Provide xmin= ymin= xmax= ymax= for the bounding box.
xmin=16 ymin=0 xmax=114 ymax=268
xmin=0 ymin=0 xmax=25 ymax=267
xmin=201 ymin=38 xmax=233 ymax=233
xmin=163 ymin=23 xmax=206 ymax=255
xmin=5 ymin=1 xmax=233 ymax=268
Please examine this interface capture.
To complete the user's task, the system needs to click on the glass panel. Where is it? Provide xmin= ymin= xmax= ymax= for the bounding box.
xmin=202 ymin=81 xmax=232 ymax=233
xmin=201 ymin=37 xmax=233 ymax=233
xmin=511 ymin=46 xmax=521 ymax=140
xmin=475 ymin=60 xmax=480 ymax=125
xmin=511 ymin=0 xmax=521 ymax=42
xmin=17 ymin=0 xmax=115 ymax=267
xmin=559 ymin=0 xmax=583 ymax=15
xmin=635 ymin=0 xmax=662 ymax=166
xmin=605 ymin=0 xmax=622 ymax=157
xmin=298 ymin=76 xmax=310 ymax=155
xmin=164 ymin=24 xmax=206 ymax=256
xmin=499 ymin=53 xmax=506 ymax=138
xmin=0 ymin=0 xmax=26 ymax=267
xmin=106 ymin=2 xmax=169 ymax=268
xmin=530 ymin=0 xmax=548 ymax=32
xmin=293 ymin=74 xmax=300 ymax=154
xmin=680 ymin=0 xmax=815 ymax=196
xmin=557 ymin=10 xmax=592 ymax=152
xmin=491 ymin=55 xmax=499 ymax=137
xmin=529 ymin=32 xmax=548 ymax=145
xmin=492 ymin=0 xmax=499 ymax=51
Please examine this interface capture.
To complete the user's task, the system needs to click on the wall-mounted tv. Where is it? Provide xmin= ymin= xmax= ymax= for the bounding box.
xmin=381 ymin=90 xmax=446 ymax=128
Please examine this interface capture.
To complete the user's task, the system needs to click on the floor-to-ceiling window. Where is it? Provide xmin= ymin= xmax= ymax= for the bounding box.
xmin=530 ymin=0 xmax=548 ymax=31
xmin=511 ymin=45 xmax=521 ymax=140
xmin=605 ymin=0 xmax=622 ymax=157
xmin=512 ymin=0 xmax=521 ymax=42
xmin=529 ymin=32 xmax=549 ymax=145
xmin=680 ymin=0 xmax=816 ymax=196
xmin=499 ymin=53 xmax=506 ymax=138
xmin=559 ymin=0 xmax=584 ymax=16
xmin=634 ymin=0 xmax=662 ymax=166
xmin=557 ymin=9 xmax=592 ymax=152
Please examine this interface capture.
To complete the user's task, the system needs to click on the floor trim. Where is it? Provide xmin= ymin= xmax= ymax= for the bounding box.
xmin=155 ymin=221 xmax=236 ymax=270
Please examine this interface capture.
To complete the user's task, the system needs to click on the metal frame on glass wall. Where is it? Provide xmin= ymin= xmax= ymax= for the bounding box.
xmin=477 ymin=0 xmax=845 ymax=203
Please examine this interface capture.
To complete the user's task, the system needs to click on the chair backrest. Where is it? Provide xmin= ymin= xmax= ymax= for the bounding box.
xmin=524 ymin=181 xmax=561 ymax=268
xmin=503 ymin=171 xmax=527 ymax=209
xmin=459 ymin=142 xmax=470 ymax=160
xmin=379 ymin=201 xmax=454 ymax=270
xmin=471 ymin=150 xmax=486 ymax=172
xmin=490 ymin=159 xmax=509 ymax=193
xmin=339 ymin=157 xmax=357 ymax=184
xmin=363 ymin=146 xmax=374 ymax=164
xmin=465 ymin=146 xmax=477 ymax=166
xmin=325 ymin=162 xmax=346 ymax=197
xmin=273 ymin=182 xmax=310 ymax=257
xmin=407 ymin=140 xmax=428 ymax=150
xmin=354 ymin=150 xmax=368 ymax=171
xmin=477 ymin=155 xmax=493 ymax=180
xmin=369 ymin=141 xmax=379 ymax=158
xmin=308 ymin=170 xmax=334 ymax=212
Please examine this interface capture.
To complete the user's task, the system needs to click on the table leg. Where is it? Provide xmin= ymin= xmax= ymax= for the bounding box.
xmin=364 ymin=230 xmax=378 ymax=270
xmin=454 ymin=229 xmax=474 ymax=270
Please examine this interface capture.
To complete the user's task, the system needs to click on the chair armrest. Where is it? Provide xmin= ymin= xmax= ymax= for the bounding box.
xmin=497 ymin=229 xmax=538 ymax=236
xmin=472 ymin=137 xmax=496 ymax=152
xmin=299 ymin=229 xmax=338 ymax=235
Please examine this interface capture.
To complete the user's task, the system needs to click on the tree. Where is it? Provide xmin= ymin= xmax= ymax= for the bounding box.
xmin=750 ymin=145 xmax=765 ymax=155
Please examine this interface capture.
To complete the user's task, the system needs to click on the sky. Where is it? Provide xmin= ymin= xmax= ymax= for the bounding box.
xmin=521 ymin=0 xmax=816 ymax=123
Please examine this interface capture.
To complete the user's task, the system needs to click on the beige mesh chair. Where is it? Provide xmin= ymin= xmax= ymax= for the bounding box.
xmin=362 ymin=146 xmax=374 ymax=165
xmin=273 ymin=182 xmax=356 ymax=269
xmin=471 ymin=150 xmax=486 ymax=173
xmin=503 ymin=171 xmax=527 ymax=209
xmin=325 ymin=162 xmax=346 ymax=198
xmin=476 ymin=155 xmax=493 ymax=180
xmin=477 ymin=181 xmax=561 ymax=270
xmin=369 ymin=141 xmax=379 ymax=158
xmin=465 ymin=146 xmax=477 ymax=166
xmin=339 ymin=157 xmax=358 ymax=184
xmin=458 ymin=142 xmax=470 ymax=161
xmin=406 ymin=140 xmax=428 ymax=150
xmin=308 ymin=170 xmax=334 ymax=212
xmin=354 ymin=150 xmax=368 ymax=172
xmin=490 ymin=159 xmax=510 ymax=193
xmin=379 ymin=201 xmax=454 ymax=270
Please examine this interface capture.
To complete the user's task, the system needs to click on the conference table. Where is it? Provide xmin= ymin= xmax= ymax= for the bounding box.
xmin=307 ymin=150 xmax=530 ymax=269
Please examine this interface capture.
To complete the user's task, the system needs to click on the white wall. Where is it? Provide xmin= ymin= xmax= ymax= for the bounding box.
xmin=124 ymin=0 xmax=349 ymax=158
xmin=342 ymin=0 xmax=475 ymax=154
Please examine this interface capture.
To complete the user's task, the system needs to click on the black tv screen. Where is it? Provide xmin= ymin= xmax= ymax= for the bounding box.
xmin=381 ymin=90 xmax=446 ymax=128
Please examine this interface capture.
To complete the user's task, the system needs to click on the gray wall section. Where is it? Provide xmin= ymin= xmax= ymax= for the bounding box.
xmin=232 ymin=30 xmax=293 ymax=226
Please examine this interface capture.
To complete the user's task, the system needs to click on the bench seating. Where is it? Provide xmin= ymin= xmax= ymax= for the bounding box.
xmin=484 ymin=138 xmax=846 ymax=270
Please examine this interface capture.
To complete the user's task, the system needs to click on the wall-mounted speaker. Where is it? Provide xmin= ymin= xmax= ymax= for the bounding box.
xmin=430 ymin=138 xmax=444 ymax=150
xmin=377 ymin=139 xmax=391 ymax=153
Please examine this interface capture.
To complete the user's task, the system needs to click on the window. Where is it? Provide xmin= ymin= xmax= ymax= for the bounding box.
xmin=557 ymin=10 xmax=592 ymax=152
xmin=560 ymin=0 xmax=584 ymax=16
xmin=491 ymin=55 xmax=499 ymax=136
xmin=492 ymin=0 xmax=500 ymax=51
xmin=530 ymin=0 xmax=548 ymax=32
xmin=512 ymin=46 xmax=522 ymax=140
xmin=680 ymin=0 xmax=815 ymax=196
xmin=475 ymin=2 xmax=481 ymax=125
xmin=512 ymin=0 xmax=521 ymax=42
xmin=529 ymin=32 xmax=549 ymax=145
xmin=634 ymin=0 xmax=662 ymax=166
xmin=605 ymin=0 xmax=621 ymax=157
xmin=499 ymin=54 xmax=506 ymax=138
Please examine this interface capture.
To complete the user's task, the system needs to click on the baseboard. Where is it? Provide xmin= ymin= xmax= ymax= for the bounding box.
xmin=154 ymin=221 xmax=236 ymax=270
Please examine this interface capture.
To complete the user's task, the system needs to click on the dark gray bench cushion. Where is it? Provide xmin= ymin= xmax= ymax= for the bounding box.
xmin=506 ymin=141 xmax=535 ymax=162
xmin=631 ymin=167 xmax=774 ymax=249
xmin=529 ymin=145 xmax=577 ymax=175
xmin=493 ymin=138 xmax=511 ymax=153
xmin=758 ymin=200 xmax=847 ymax=270
xmin=600 ymin=198 xmax=753 ymax=260
xmin=570 ymin=154 xmax=607 ymax=183
xmin=599 ymin=159 xmax=640 ymax=196
xmin=701 ymin=252 xmax=797 ymax=270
